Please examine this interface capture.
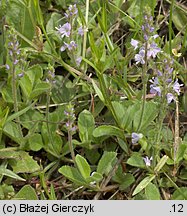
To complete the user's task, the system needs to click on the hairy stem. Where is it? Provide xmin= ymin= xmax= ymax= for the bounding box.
xmin=137 ymin=42 xmax=148 ymax=132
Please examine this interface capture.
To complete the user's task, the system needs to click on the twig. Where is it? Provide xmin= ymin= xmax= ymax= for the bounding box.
xmin=93 ymin=152 xmax=125 ymax=200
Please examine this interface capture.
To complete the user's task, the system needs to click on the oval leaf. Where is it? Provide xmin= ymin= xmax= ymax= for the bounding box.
xmin=132 ymin=175 xmax=155 ymax=196
xmin=93 ymin=125 xmax=124 ymax=139
xmin=97 ymin=151 xmax=117 ymax=175
xmin=75 ymin=154 xmax=91 ymax=179
xmin=58 ymin=165 xmax=87 ymax=186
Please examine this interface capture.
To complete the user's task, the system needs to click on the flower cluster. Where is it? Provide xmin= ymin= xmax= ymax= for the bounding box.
xmin=64 ymin=4 xmax=78 ymax=18
xmin=64 ymin=104 xmax=76 ymax=132
xmin=7 ymin=29 xmax=21 ymax=66
xmin=6 ymin=28 xmax=26 ymax=78
xmin=149 ymin=59 xmax=183 ymax=104
xmin=143 ymin=156 xmax=152 ymax=166
xmin=46 ymin=64 xmax=55 ymax=84
xmin=131 ymin=132 xmax=143 ymax=144
xmin=56 ymin=4 xmax=83 ymax=67
xmin=131 ymin=14 xmax=161 ymax=64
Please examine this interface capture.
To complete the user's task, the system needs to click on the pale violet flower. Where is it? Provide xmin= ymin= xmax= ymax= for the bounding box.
xmin=143 ymin=156 xmax=153 ymax=166
xmin=17 ymin=72 xmax=24 ymax=78
xmin=149 ymin=77 xmax=161 ymax=96
xmin=56 ymin=22 xmax=71 ymax=38
xmin=152 ymin=34 xmax=159 ymax=39
xmin=78 ymin=26 xmax=84 ymax=36
xmin=68 ymin=4 xmax=78 ymax=16
xmin=150 ymin=86 xmax=161 ymax=96
xmin=130 ymin=39 xmax=139 ymax=50
xmin=147 ymin=43 xmax=161 ymax=58
xmin=167 ymin=93 xmax=175 ymax=104
xmin=5 ymin=64 xmax=10 ymax=70
xmin=173 ymin=79 xmax=183 ymax=95
xmin=131 ymin=132 xmax=143 ymax=144
xmin=135 ymin=49 xmax=145 ymax=64
xmin=67 ymin=41 xmax=77 ymax=51
xmin=76 ymin=57 xmax=82 ymax=66
xmin=157 ymin=70 xmax=163 ymax=76
xmin=60 ymin=41 xmax=77 ymax=52
xmin=60 ymin=44 xmax=66 ymax=52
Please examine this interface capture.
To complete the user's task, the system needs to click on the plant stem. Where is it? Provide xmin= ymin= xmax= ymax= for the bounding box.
xmin=82 ymin=0 xmax=89 ymax=62
xmin=68 ymin=128 xmax=75 ymax=163
xmin=137 ymin=42 xmax=148 ymax=132
xmin=12 ymin=60 xmax=23 ymax=146
xmin=169 ymin=0 xmax=175 ymax=55
xmin=173 ymin=98 xmax=180 ymax=175
xmin=46 ymin=85 xmax=57 ymax=155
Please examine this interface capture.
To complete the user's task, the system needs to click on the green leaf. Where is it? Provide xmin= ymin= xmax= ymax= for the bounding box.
xmin=126 ymin=152 xmax=145 ymax=168
xmin=75 ymin=154 xmax=91 ymax=179
xmin=3 ymin=121 xmax=23 ymax=144
xmin=28 ymin=133 xmax=43 ymax=151
xmin=122 ymin=101 xmax=141 ymax=131
xmin=92 ymin=80 xmax=104 ymax=102
xmin=6 ymin=101 xmax=36 ymax=123
xmin=118 ymin=138 xmax=129 ymax=154
xmin=30 ymin=82 xmax=50 ymax=99
xmin=118 ymin=173 xmax=135 ymax=191
xmin=58 ymin=166 xmax=87 ymax=186
xmin=175 ymin=142 xmax=187 ymax=163
xmin=85 ymin=172 xmax=103 ymax=184
xmin=49 ymin=184 xmax=57 ymax=200
xmin=154 ymin=155 xmax=168 ymax=173
xmin=145 ymin=183 xmax=160 ymax=200
xmin=173 ymin=8 xmax=187 ymax=34
xmin=132 ymin=175 xmax=156 ymax=196
xmin=133 ymin=101 xmax=158 ymax=131
xmin=0 ymin=149 xmax=21 ymax=159
xmin=93 ymin=125 xmax=124 ymax=139
xmin=20 ymin=109 xmax=43 ymax=131
xmin=14 ymin=185 xmax=38 ymax=200
xmin=171 ymin=187 xmax=187 ymax=200
xmin=112 ymin=101 xmax=126 ymax=128
xmin=9 ymin=151 xmax=40 ymax=173
xmin=27 ymin=65 xmax=43 ymax=86
xmin=1 ymin=85 xmax=14 ymax=103
xmin=0 ymin=184 xmax=14 ymax=200
xmin=19 ymin=74 xmax=33 ymax=98
xmin=97 ymin=151 xmax=117 ymax=175
xmin=78 ymin=110 xmax=95 ymax=142
xmin=0 ymin=167 xmax=25 ymax=181
xmin=46 ymin=12 xmax=62 ymax=33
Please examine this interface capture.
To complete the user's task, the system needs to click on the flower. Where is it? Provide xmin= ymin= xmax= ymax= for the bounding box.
xmin=157 ymin=70 xmax=162 ymax=76
xmin=56 ymin=22 xmax=71 ymax=38
xmin=64 ymin=4 xmax=78 ymax=18
xmin=131 ymin=132 xmax=143 ymax=144
xmin=149 ymin=77 xmax=161 ymax=96
xmin=135 ymin=49 xmax=145 ymax=64
xmin=167 ymin=93 xmax=175 ymax=104
xmin=173 ymin=79 xmax=183 ymax=95
xmin=68 ymin=4 xmax=78 ymax=16
xmin=147 ymin=43 xmax=161 ymax=58
xmin=152 ymin=34 xmax=159 ymax=39
xmin=13 ymin=59 xmax=19 ymax=65
xmin=67 ymin=41 xmax=77 ymax=51
xmin=143 ymin=156 xmax=153 ymax=166
xmin=76 ymin=57 xmax=82 ymax=66
xmin=60 ymin=41 xmax=77 ymax=52
xmin=5 ymin=64 xmax=10 ymax=70
xmin=60 ymin=45 xmax=66 ymax=52
xmin=150 ymin=86 xmax=161 ymax=96
xmin=78 ymin=26 xmax=84 ymax=36
xmin=17 ymin=72 xmax=24 ymax=78
xmin=130 ymin=39 xmax=139 ymax=50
